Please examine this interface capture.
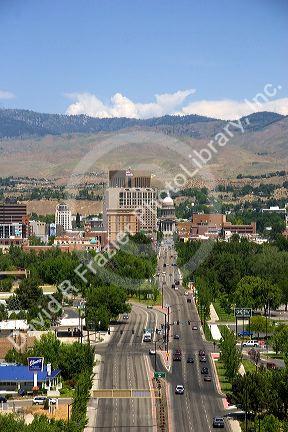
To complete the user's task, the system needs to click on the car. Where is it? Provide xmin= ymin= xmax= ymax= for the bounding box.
xmin=213 ymin=417 xmax=225 ymax=428
xmin=0 ymin=396 xmax=7 ymax=403
xmin=238 ymin=330 xmax=253 ymax=337
xmin=149 ymin=349 xmax=156 ymax=355
xmin=199 ymin=350 xmax=205 ymax=356
xmin=32 ymin=396 xmax=47 ymax=405
xmin=147 ymin=305 xmax=153 ymax=309
xmin=184 ymin=291 xmax=189 ymax=296
xmin=175 ymin=280 xmax=180 ymax=286
xmin=156 ymin=328 xmax=162 ymax=335
xmin=171 ymin=284 xmax=175 ymax=289
xmin=48 ymin=398 xmax=57 ymax=405
xmin=242 ymin=340 xmax=259 ymax=348
xmin=163 ymin=263 xmax=167 ymax=267
xmin=201 ymin=367 xmax=209 ymax=374
xmin=175 ymin=385 xmax=185 ymax=394
xmin=174 ymin=334 xmax=180 ymax=340
xmin=192 ymin=325 xmax=198 ymax=330
xmin=173 ymin=349 xmax=182 ymax=361
xmin=123 ymin=314 xmax=129 ymax=320
xmin=204 ymin=375 xmax=212 ymax=382
xmin=200 ymin=356 xmax=207 ymax=362
xmin=187 ymin=357 xmax=194 ymax=363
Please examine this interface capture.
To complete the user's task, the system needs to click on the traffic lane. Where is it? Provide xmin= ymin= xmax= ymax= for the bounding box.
xmin=165 ymin=271 xmax=224 ymax=431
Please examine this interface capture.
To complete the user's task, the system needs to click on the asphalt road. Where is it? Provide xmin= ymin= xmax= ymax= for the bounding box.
xmin=94 ymin=303 xmax=161 ymax=431
xmin=158 ymin=238 xmax=229 ymax=432
xmin=92 ymin=238 xmax=229 ymax=431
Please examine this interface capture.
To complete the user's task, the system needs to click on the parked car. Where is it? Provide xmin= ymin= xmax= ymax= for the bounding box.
xmin=149 ymin=349 xmax=156 ymax=355
xmin=187 ymin=356 xmax=194 ymax=363
xmin=123 ymin=314 xmax=129 ymax=320
xmin=175 ymin=385 xmax=185 ymax=395
xmin=238 ymin=330 xmax=253 ymax=337
xmin=213 ymin=417 xmax=225 ymax=428
xmin=48 ymin=398 xmax=57 ymax=405
xmin=33 ymin=396 xmax=47 ymax=405
xmin=147 ymin=305 xmax=153 ymax=309
xmin=0 ymin=396 xmax=7 ymax=403
xmin=184 ymin=291 xmax=189 ymax=296
xmin=242 ymin=340 xmax=259 ymax=348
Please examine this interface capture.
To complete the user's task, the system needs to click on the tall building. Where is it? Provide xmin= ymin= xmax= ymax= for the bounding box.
xmin=0 ymin=202 xmax=28 ymax=239
xmin=55 ymin=203 xmax=72 ymax=231
xmin=109 ymin=169 xmax=151 ymax=188
xmin=104 ymin=170 xmax=157 ymax=243
xmin=0 ymin=202 xmax=27 ymax=224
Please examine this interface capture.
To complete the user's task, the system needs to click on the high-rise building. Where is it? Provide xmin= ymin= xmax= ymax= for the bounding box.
xmin=55 ymin=203 xmax=72 ymax=231
xmin=0 ymin=202 xmax=28 ymax=239
xmin=109 ymin=169 xmax=151 ymax=188
xmin=104 ymin=170 xmax=157 ymax=243
xmin=0 ymin=202 xmax=27 ymax=224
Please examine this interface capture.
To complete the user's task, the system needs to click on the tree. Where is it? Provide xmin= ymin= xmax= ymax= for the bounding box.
xmin=219 ymin=326 xmax=242 ymax=381
xmin=262 ymin=414 xmax=281 ymax=432
xmin=249 ymin=316 xmax=274 ymax=338
xmin=14 ymin=277 xmax=44 ymax=310
xmin=32 ymin=332 xmax=61 ymax=369
xmin=270 ymin=325 xmax=288 ymax=355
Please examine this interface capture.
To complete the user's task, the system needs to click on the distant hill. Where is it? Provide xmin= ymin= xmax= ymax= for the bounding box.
xmin=0 ymin=108 xmax=284 ymax=139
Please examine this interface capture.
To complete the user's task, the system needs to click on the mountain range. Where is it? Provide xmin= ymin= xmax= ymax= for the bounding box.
xmin=0 ymin=108 xmax=285 ymax=139
xmin=0 ymin=109 xmax=287 ymax=180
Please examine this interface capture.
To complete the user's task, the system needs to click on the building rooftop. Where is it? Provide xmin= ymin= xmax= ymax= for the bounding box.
xmin=0 ymin=364 xmax=60 ymax=382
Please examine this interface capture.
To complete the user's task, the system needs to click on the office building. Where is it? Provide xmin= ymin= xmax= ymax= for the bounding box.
xmin=109 ymin=169 xmax=151 ymax=188
xmin=55 ymin=203 xmax=72 ymax=231
xmin=104 ymin=183 xmax=157 ymax=243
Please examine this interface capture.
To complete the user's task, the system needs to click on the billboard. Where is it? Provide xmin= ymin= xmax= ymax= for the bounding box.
xmin=28 ymin=357 xmax=44 ymax=372
xmin=234 ymin=308 xmax=252 ymax=318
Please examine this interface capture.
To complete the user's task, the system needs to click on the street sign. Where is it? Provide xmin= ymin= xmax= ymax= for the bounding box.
xmin=28 ymin=357 xmax=44 ymax=372
xmin=234 ymin=308 xmax=252 ymax=318
xmin=154 ymin=372 xmax=166 ymax=379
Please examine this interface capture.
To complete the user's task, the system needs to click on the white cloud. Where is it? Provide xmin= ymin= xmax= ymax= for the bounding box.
xmin=65 ymin=89 xmax=195 ymax=119
xmin=65 ymin=90 xmax=288 ymax=120
xmin=177 ymin=98 xmax=288 ymax=120
xmin=0 ymin=90 xmax=15 ymax=100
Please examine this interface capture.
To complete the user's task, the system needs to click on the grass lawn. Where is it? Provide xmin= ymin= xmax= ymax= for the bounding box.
xmin=242 ymin=359 xmax=257 ymax=374
xmin=129 ymin=291 xmax=162 ymax=307
xmin=215 ymin=360 xmax=232 ymax=392
xmin=213 ymin=300 xmax=235 ymax=322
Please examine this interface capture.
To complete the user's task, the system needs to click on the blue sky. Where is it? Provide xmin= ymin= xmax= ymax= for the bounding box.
xmin=0 ymin=0 xmax=287 ymax=119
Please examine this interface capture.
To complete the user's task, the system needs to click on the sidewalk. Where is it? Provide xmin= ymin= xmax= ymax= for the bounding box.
xmin=84 ymin=353 xmax=102 ymax=432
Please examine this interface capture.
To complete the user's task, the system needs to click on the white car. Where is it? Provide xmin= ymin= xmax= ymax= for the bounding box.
xmin=175 ymin=385 xmax=185 ymax=394
xmin=242 ymin=340 xmax=259 ymax=348
xmin=149 ymin=349 xmax=156 ymax=355
xmin=48 ymin=398 xmax=57 ymax=405
xmin=184 ymin=291 xmax=189 ymax=296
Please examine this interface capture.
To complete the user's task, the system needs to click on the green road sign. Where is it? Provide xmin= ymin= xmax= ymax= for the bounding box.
xmin=234 ymin=308 xmax=252 ymax=318
xmin=154 ymin=372 xmax=166 ymax=379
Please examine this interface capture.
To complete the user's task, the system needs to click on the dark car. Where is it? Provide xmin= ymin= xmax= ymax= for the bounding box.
xmin=187 ymin=356 xmax=194 ymax=363
xmin=213 ymin=417 xmax=225 ymax=428
xmin=204 ymin=375 xmax=212 ymax=382
xmin=174 ymin=334 xmax=180 ymax=340
xmin=199 ymin=350 xmax=205 ymax=356
xmin=238 ymin=330 xmax=253 ymax=337
xmin=201 ymin=367 xmax=209 ymax=374
xmin=200 ymin=356 xmax=207 ymax=362
xmin=0 ymin=396 xmax=7 ymax=403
